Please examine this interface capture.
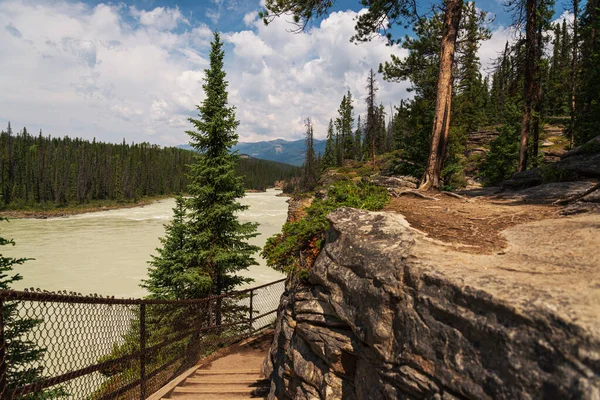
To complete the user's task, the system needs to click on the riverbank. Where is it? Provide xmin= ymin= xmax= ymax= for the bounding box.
xmin=0 ymin=196 xmax=171 ymax=219
xmin=0 ymin=189 xmax=286 ymax=219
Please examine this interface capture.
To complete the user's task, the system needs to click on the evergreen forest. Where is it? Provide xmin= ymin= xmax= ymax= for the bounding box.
xmin=0 ymin=125 xmax=299 ymax=209
xmin=265 ymin=0 xmax=600 ymax=191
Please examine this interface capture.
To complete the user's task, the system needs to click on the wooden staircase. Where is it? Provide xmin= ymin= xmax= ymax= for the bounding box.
xmin=152 ymin=334 xmax=272 ymax=400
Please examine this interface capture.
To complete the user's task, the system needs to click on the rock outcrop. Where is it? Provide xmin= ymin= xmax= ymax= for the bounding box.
xmin=263 ymin=208 xmax=600 ymax=399
xmin=504 ymin=135 xmax=600 ymax=190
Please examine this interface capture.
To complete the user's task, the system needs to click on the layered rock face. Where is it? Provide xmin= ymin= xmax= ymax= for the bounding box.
xmin=263 ymin=208 xmax=600 ymax=399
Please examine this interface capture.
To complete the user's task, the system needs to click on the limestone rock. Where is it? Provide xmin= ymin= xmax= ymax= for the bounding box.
xmin=371 ymin=175 xmax=419 ymax=190
xmin=263 ymin=207 xmax=600 ymax=399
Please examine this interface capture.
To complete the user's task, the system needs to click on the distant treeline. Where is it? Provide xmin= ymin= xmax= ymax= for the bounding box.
xmin=0 ymin=124 xmax=299 ymax=208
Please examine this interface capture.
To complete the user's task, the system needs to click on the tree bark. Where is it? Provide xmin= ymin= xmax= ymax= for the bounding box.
xmin=434 ymin=79 xmax=454 ymax=181
xmin=518 ymin=0 xmax=537 ymax=173
xmin=420 ymin=0 xmax=463 ymax=190
xmin=569 ymin=0 xmax=579 ymax=147
xmin=532 ymin=21 xmax=543 ymax=169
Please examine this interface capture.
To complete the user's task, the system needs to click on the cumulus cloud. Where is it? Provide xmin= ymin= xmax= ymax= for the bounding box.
xmin=478 ymin=25 xmax=514 ymax=76
xmin=0 ymin=0 xmax=411 ymax=145
xmin=130 ymin=6 xmax=189 ymax=31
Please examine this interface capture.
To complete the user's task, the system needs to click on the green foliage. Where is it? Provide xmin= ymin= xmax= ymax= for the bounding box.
xmin=0 ymin=125 xmax=296 ymax=210
xmin=237 ymin=157 xmax=300 ymax=191
xmin=262 ymin=180 xmax=389 ymax=275
xmin=441 ymin=127 xmax=468 ymax=190
xmin=0 ymin=128 xmax=192 ymax=208
xmin=322 ymin=119 xmax=337 ymax=170
xmin=144 ymin=32 xmax=259 ymax=301
xmin=302 ymin=119 xmax=319 ymax=191
xmin=0 ymin=218 xmax=67 ymax=398
xmin=480 ymin=123 xmax=520 ymax=185
xmin=576 ymin=0 xmax=600 ymax=145
xmin=335 ymin=91 xmax=355 ymax=164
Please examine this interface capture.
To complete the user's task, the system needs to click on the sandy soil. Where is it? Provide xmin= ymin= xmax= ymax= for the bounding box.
xmin=384 ymin=193 xmax=560 ymax=254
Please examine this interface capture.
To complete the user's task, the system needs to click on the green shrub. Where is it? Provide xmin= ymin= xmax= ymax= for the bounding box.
xmin=262 ymin=180 xmax=389 ymax=275
xmin=479 ymin=124 xmax=520 ymax=185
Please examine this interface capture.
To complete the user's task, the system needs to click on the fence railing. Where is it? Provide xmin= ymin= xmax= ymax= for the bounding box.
xmin=0 ymin=278 xmax=285 ymax=399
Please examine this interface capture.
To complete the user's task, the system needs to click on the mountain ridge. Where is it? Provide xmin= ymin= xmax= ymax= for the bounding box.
xmin=178 ymin=138 xmax=326 ymax=167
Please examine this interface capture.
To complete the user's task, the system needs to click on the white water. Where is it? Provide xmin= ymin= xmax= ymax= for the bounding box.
xmin=2 ymin=189 xmax=287 ymax=298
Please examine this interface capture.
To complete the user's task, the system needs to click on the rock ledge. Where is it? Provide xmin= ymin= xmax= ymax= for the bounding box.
xmin=263 ymin=207 xmax=600 ymax=399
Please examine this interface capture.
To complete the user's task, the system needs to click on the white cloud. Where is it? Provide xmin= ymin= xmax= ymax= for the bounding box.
xmin=243 ymin=11 xmax=258 ymax=27
xmin=0 ymin=1 xmax=411 ymax=145
xmin=130 ymin=6 xmax=189 ymax=31
xmin=478 ymin=25 xmax=514 ymax=76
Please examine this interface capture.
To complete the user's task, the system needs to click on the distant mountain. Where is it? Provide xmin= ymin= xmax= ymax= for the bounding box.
xmin=179 ymin=138 xmax=326 ymax=167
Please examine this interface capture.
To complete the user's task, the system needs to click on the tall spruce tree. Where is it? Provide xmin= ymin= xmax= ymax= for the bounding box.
xmin=302 ymin=118 xmax=318 ymax=190
xmin=364 ymin=69 xmax=379 ymax=165
xmin=180 ymin=32 xmax=259 ymax=304
xmin=142 ymin=196 xmax=195 ymax=299
xmin=323 ymin=119 xmax=337 ymax=169
xmin=354 ymin=116 xmax=363 ymax=160
xmin=335 ymin=91 xmax=355 ymax=165
xmin=576 ymin=0 xmax=600 ymax=144
xmin=454 ymin=2 xmax=491 ymax=134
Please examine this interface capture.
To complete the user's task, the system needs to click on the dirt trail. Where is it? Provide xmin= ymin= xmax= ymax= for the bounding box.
xmin=385 ymin=193 xmax=559 ymax=254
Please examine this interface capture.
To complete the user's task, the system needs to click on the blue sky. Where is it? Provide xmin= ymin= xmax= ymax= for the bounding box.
xmin=0 ymin=0 xmax=571 ymax=145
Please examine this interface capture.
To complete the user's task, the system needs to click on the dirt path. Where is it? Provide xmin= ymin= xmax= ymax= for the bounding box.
xmin=384 ymin=193 xmax=559 ymax=254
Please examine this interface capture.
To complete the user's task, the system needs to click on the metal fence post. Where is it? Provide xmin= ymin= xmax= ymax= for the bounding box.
xmin=248 ymin=289 xmax=254 ymax=335
xmin=0 ymin=299 xmax=6 ymax=398
xmin=140 ymin=303 xmax=146 ymax=400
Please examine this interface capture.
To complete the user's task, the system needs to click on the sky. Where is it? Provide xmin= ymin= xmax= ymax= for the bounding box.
xmin=0 ymin=0 xmax=571 ymax=145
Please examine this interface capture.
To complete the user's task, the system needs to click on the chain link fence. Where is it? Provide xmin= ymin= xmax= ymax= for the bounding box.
xmin=0 ymin=278 xmax=285 ymax=399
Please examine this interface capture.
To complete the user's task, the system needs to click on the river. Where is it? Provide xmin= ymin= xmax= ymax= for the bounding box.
xmin=1 ymin=189 xmax=287 ymax=298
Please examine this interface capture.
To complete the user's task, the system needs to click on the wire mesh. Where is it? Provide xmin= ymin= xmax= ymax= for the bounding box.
xmin=0 ymin=278 xmax=285 ymax=399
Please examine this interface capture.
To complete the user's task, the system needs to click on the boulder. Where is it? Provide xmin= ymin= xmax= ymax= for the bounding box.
xmin=263 ymin=208 xmax=600 ymax=399
xmin=504 ymin=135 xmax=600 ymax=190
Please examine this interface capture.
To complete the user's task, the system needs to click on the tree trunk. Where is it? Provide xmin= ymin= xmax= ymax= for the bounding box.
xmin=532 ymin=21 xmax=543 ymax=168
xmin=569 ymin=0 xmax=579 ymax=147
xmin=434 ymin=79 xmax=454 ymax=181
xmin=518 ymin=0 xmax=537 ymax=173
xmin=420 ymin=0 xmax=463 ymax=190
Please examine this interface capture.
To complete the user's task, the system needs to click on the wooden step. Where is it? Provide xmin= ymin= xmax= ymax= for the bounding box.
xmin=172 ymin=387 xmax=258 ymax=394
xmin=193 ymin=368 xmax=261 ymax=375
xmin=185 ymin=377 xmax=266 ymax=384
xmin=166 ymin=393 xmax=259 ymax=400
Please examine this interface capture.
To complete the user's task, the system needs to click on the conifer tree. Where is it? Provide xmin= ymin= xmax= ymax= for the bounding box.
xmin=323 ymin=119 xmax=337 ymax=169
xmin=302 ymin=118 xmax=318 ymax=190
xmin=142 ymin=197 xmax=196 ymax=299
xmin=576 ymin=0 xmax=600 ymax=144
xmin=182 ymin=32 xmax=259 ymax=305
xmin=364 ymin=69 xmax=379 ymax=165
xmin=354 ymin=116 xmax=363 ymax=160
xmin=454 ymin=2 xmax=491 ymax=134
xmin=335 ymin=91 xmax=355 ymax=165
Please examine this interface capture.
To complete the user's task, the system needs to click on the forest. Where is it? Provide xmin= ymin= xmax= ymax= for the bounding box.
xmin=0 ymin=125 xmax=299 ymax=209
xmin=265 ymin=0 xmax=599 ymax=192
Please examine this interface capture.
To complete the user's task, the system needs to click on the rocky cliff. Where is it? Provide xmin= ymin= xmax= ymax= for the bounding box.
xmin=263 ymin=207 xmax=600 ymax=399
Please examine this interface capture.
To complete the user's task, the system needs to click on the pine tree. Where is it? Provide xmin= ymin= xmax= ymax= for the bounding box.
xmin=322 ymin=119 xmax=337 ymax=169
xmin=576 ymin=0 xmax=600 ymax=144
xmin=454 ymin=2 xmax=491 ymax=134
xmin=354 ymin=116 xmax=363 ymax=160
xmin=302 ymin=118 xmax=318 ymax=190
xmin=335 ymin=91 xmax=355 ymax=165
xmin=142 ymin=197 xmax=197 ymax=299
xmin=182 ymin=32 xmax=259 ymax=307
xmin=364 ymin=69 xmax=379 ymax=165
